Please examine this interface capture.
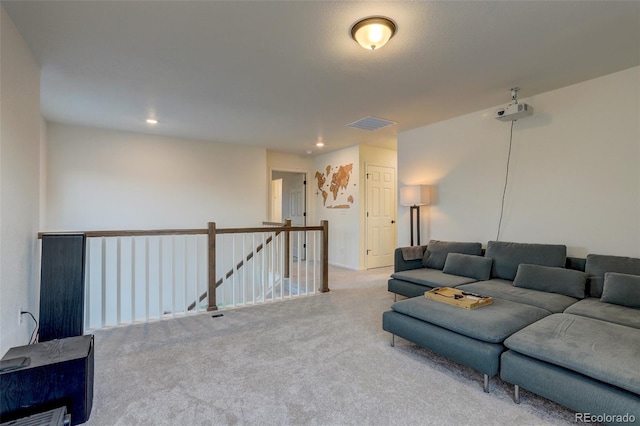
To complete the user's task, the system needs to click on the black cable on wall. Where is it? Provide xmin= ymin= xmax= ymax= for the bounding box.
xmin=20 ymin=310 xmax=39 ymax=344
xmin=496 ymin=120 xmax=515 ymax=241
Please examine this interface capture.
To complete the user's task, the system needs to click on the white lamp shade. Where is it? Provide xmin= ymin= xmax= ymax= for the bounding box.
xmin=400 ymin=185 xmax=431 ymax=206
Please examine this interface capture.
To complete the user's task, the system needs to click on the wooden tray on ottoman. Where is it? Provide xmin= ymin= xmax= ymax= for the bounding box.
xmin=425 ymin=287 xmax=493 ymax=310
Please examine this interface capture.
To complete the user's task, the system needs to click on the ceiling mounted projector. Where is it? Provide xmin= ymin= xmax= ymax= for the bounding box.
xmin=495 ymin=102 xmax=533 ymax=121
xmin=495 ymin=87 xmax=533 ymax=122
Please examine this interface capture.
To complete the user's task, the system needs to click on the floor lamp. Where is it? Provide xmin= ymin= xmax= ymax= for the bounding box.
xmin=400 ymin=185 xmax=431 ymax=246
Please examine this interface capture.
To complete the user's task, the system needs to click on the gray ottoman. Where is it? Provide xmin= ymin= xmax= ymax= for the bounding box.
xmin=382 ymin=296 xmax=550 ymax=391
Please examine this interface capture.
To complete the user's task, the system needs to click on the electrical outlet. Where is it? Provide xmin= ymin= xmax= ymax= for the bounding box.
xmin=18 ymin=307 xmax=23 ymax=325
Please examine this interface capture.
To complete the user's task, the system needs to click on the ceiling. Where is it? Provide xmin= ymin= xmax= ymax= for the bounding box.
xmin=3 ymin=1 xmax=639 ymax=156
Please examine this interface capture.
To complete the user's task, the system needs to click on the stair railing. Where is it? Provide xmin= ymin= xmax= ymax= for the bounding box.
xmin=37 ymin=220 xmax=329 ymax=331
xmin=210 ymin=220 xmax=329 ymax=310
xmin=186 ymin=220 xmax=292 ymax=311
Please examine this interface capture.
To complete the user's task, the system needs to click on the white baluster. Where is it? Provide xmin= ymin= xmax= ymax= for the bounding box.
xmin=252 ymin=234 xmax=257 ymax=303
xmin=145 ymin=237 xmax=150 ymax=322
xmin=262 ymin=232 xmax=267 ymax=302
xmin=183 ymin=235 xmax=188 ymax=315
xmin=220 ymin=234 xmax=225 ymax=309
xmin=313 ymin=232 xmax=317 ymax=293
xmin=101 ymin=237 xmax=106 ymax=328
xmin=171 ymin=237 xmax=176 ymax=318
xmin=194 ymin=236 xmax=199 ymax=312
xmin=84 ymin=239 xmax=91 ymax=331
xmin=116 ymin=237 xmax=122 ymax=325
xmin=131 ymin=237 xmax=136 ymax=324
xmin=159 ymin=237 xmax=163 ymax=319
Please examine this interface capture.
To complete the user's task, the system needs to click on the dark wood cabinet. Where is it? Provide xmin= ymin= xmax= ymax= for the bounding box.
xmin=39 ymin=234 xmax=86 ymax=342
xmin=0 ymin=335 xmax=94 ymax=425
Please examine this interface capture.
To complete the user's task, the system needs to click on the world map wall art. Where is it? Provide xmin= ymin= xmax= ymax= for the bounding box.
xmin=314 ymin=163 xmax=355 ymax=209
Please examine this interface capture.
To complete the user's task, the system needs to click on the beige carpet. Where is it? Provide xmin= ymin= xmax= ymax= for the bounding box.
xmin=86 ymin=266 xmax=578 ymax=425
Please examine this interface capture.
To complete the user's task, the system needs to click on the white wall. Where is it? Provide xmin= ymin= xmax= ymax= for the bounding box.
xmin=398 ymin=67 xmax=640 ymax=258
xmin=0 ymin=7 xmax=42 ymax=355
xmin=46 ymin=123 xmax=268 ymax=230
xmin=314 ymin=146 xmax=360 ymax=269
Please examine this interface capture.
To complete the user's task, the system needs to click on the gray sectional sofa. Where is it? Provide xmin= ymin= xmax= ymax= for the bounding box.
xmin=382 ymin=241 xmax=640 ymax=424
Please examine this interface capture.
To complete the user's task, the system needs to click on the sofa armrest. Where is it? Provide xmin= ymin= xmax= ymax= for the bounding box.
xmin=394 ymin=246 xmax=427 ymax=272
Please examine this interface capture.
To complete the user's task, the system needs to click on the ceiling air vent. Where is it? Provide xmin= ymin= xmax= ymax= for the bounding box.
xmin=347 ymin=116 xmax=397 ymax=131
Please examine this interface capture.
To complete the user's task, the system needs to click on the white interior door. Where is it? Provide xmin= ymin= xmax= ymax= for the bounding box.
xmin=289 ymin=179 xmax=305 ymax=226
xmin=289 ymin=174 xmax=306 ymax=259
xmin=366 ymin=164 xmax=396 ymax=269
xmin=271 ymin=178 xmax=283 ymax=222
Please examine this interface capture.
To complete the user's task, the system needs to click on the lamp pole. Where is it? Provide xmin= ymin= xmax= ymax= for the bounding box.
xmin=401 ymin=185 xmax=430 ymax=247
xmin=410 ymin=205 xmax=421 ymax=246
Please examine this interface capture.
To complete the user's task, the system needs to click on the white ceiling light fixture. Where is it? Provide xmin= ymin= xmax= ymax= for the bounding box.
xmin=146 ymin=118 xmax=158 ymax=125
xmin=350 ymin=16 xmax=397 ymax=50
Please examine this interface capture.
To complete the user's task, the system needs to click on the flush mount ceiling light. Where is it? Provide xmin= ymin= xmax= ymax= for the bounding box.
xmin=350 ymin=16 xmax=397 ymax=50
xmin=146 ymin=118 xmax=158 ymax=125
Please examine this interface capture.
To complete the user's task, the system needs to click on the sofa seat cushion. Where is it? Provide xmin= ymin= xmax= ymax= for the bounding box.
xmin=564 ymin=298 xmax=640 ymax=330
xmin=458 ymin=280 xmax=578 ymax=313
xmin=390 ymin=296 xmax=549 ymax=344
xmin=504 ymin=313 xmax=640 ymax=395
xmin=390 ymin=268 xmax=477 ymax=289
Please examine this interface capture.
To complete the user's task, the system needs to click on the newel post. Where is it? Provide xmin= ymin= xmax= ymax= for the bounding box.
xmin=321 ymin=220 xmax=329 ymax=293
xmin=284 ymin=219 xmax=291 ymax=279
xmin=207 ymin=222 xmax=218 ymax=311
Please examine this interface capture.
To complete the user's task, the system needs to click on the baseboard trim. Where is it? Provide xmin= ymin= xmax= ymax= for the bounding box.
xmin=329 ymin=262 xmax=360 ymax=271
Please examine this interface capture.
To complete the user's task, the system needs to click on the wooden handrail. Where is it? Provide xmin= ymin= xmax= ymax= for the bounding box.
xmin=38 ymin=225 xmax=322 ymax=238
xmin=216 ymin=225 xmax=323 ymax=234
xmin=38 ymin=229 xmax=208 ymax=239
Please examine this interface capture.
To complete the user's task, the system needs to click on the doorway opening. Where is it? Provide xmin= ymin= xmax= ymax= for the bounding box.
xmin=270 ymin=170 xmax=307 ymax=260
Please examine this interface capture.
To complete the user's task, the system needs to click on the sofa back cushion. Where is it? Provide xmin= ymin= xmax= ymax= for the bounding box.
xmin=600 ymin=272 xmax=640 ymax=309
xmin=443 ymin=253 xmax=493 ymax=281
xmin=512 ymin=264 xmax=587 ymax=299
xmin=485 ymin=241 xmax=566 ymax=281
xmin=422 ymin=240 xmax=482 ymax=270
xmin=585 ymin=254 xmax=640 ymax=298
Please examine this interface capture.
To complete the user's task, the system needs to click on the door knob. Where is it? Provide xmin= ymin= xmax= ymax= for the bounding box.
xmin=391 ymin=220 xmax=396 ymax=224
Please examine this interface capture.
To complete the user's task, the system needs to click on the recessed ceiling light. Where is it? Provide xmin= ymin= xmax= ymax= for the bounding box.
xmin=316 ymin=141 xmax=324 ymax=147
xmin=146 ymin=118 xmax=158 ymax=125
